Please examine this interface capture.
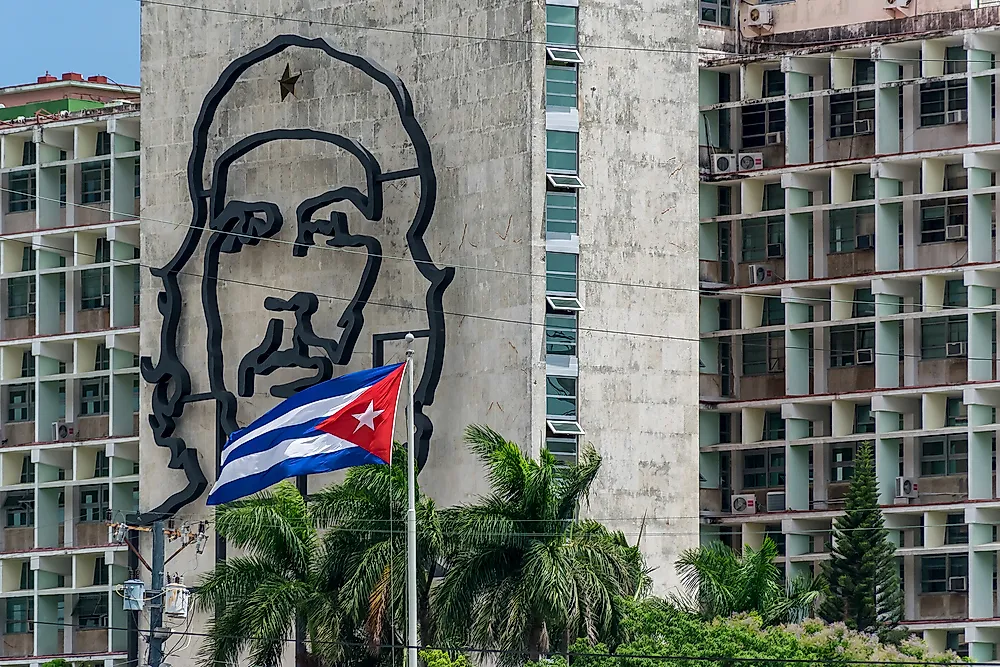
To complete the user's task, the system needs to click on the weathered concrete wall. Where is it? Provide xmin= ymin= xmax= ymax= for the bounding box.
xmin=140 ymin=0 xmax=699 ymax=657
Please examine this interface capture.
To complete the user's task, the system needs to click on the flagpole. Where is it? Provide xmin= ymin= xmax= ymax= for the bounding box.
xmin=404 ymin=333 xmax=418 ymax=667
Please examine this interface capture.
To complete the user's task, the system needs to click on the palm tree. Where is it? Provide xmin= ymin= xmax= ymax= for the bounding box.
xmin=194 ymin=445 xmax=441 ymax=667
xmin=671 ymin=537 xmax=820 ymax=625
xmin=433 ymin=425 xmax=648 ymax=666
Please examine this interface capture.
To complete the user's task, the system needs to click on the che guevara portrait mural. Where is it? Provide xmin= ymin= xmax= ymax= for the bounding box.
xmin=138 ymin=35 xmax=454 ymax=523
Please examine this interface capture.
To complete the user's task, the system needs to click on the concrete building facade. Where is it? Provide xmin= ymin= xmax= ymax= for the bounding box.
xmin=0 ymin=76 xmax=141 ymax=666
xmin=699 ymin=0 xmax=1000 ymax=659
xmin=138 ymin=0 xmax=700 ymax=656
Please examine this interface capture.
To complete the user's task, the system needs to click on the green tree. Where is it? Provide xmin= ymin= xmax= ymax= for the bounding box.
xmin=820 ymin=441 xmax=903 ymax=635
xmin=193 ymin=445 xmax=441 ymax=667
xmin=671 ymin=537 xmax=820 ymax=625
xmin=433 ymin=425 xmax=648 ymax=665
xmin=526 ymin=599 xmax=962 ymax=667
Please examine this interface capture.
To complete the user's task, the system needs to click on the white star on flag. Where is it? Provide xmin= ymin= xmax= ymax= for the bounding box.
xmin=351 ymin=400 xmax=385 ymax=433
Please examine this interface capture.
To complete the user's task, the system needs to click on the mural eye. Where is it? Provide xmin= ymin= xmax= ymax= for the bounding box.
xmin=212 ymin=201 xmax=283 ymax=254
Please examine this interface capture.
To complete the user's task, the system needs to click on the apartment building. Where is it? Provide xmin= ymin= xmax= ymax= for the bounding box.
xmin=0 ymin=74 xmax=141 ymax=666
xmin=698 ymin=0 xmax=1000 ymax=658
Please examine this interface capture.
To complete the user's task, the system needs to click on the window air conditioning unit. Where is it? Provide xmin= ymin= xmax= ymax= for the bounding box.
xmin=712 ymin=153 xmax=737 ymax=175
xmin=748 ymin=264 xmax=775 ymax=285
xmin=856 ymin=234 xmax=875 ymax=250
xmin=746 ymin=5 xmax=774 ymax=26
xmin=945 ymin=224 xmax=967 ymax=241
xmin=884 ymin=0 xmax=912 ymax=7
xmin=945 ymin=109 xmax=968 ymax=125
xmin=948 ymin=575 xmax=968 ymax=592
xmin=854 ymin=119 xmax=874 ymax=134
xmin=856 ymin=348 xmax=875 ymax=365
xmin=765 ymin=131 xmax=784 ymax=146
xmin=895 ymin=476 xmax=918 ymax=499
xmin=731 ymin=494 xmax=757 ymax=515
xmin=946 ymin=341 xmax=967 ymax=357
xmin=737 ymin=152 xmax=764 ymax=172
xmin=52 ymin=420 xmax=75 ymax=442
xmin=766 ymin=242 xmax=784 ymax=259
xmin=765 ymin=491 xmax=786 ymax=512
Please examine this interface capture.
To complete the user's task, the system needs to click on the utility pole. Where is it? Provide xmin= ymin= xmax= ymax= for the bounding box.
xmin=405 ymin=334 xmax=418 ymax=667
xmin=148 ymin=520 xmax=166 ymax=667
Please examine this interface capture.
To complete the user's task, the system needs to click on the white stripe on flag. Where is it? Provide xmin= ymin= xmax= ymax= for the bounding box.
xmin=221 ymin=384 xmax=370 ymax=465
xmin=214 ymin=431 xmax=359 ymax=490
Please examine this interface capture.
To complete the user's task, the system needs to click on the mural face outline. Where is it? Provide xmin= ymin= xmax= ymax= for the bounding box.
xmin=138 ymin=34 xmax=454 ymax=524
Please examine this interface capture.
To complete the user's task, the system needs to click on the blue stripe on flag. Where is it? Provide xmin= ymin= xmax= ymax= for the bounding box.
xmin=224 ymin=363 xmax=404 ymax=447
xmin=206 ymin=446 xmax=387 ymax=505
xmin=223 ymin=416 xmax=329 ymax=466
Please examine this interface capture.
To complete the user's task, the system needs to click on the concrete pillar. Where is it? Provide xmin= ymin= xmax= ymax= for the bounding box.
xmin=875 ymin=57 xmax=901 ymax=155
xmin=968 ymin=283 xmax=993 ymax=382
xmin=968 ymin=49 xmax=994 ymax=146
xmin=969 ymin=167 xmax=993 ymax=265
xmin=785 ymin=418 xmax=809 ymax=512
xmin=874 ymin=177 xmax=901 ymax=272
xmin=785 ymin=187 xmax=810 ymax=280
xmin=875 ymin=293 xmax=901 ymax=389
xmin=786 ymin=72 xmax=810 ymax=166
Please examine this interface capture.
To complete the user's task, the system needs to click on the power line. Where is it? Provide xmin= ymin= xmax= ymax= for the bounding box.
xmin=134 ymin=0 xmax=1000 ymax=66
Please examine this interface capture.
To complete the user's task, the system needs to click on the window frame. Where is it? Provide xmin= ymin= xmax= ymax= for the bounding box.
xmin=545 ymin=313 xmax=577 ymax=357
xmin=700 ymin=0 xmax=732 ymax=26
xmin=7 ymin=170 xmax=36 ymax=213
xmin=80 ymin=161 xmax=111 ymax=204
xmin=742 ymin=331 xmax=784 ymax=375
xmin=79 ymin=485 xmax=109 ymax=523
xmin=6 ymin=385 xmax=34 ymax=423
xmin=920 ymin=435 xmax=968 ymax=476
xmin=545 ymin=190 xmax=578 ymax=236
xmin=545 ymin=375 xmax=577 ymax=420
xmin=545 ymin=252 xmax=578 ymax=297
xmin=80 ymin=377 xmax=110 ymax=416
xmin=545 ymin=64 xmax=578 ymax=111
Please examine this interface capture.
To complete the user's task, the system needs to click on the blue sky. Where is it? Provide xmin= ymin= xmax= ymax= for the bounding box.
xmin=0 ymin=0 xmax=140 ymax=88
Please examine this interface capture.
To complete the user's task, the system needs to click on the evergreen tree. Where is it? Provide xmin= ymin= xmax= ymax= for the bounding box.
xmin=820 ymin=441 xmax=903 ymax=636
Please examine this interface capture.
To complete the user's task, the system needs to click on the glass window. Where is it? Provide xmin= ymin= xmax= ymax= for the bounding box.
xmin=545 ymin=313 xmax=577 ymax=356
xmin=946 ymin=397 xmax=967 ymax=426
xmin=59 ymin=166 xmax=67 ymax=205
xmin=6 ymin=385 xmax=34 ymax=423
xmin=921 ymin=316 xmax=967 ymax=359
xmin=828 ymin=209 xmax=857 ymax=253
xmin=79 ymin=485 xmax=109 ymax=522
xmin=21 ymin=142 xmax=36 ymax=166
xmin=134 ymin=158 xmax=141 ymax=199
xmin=80 ymin=161 xmax=111 ymax=204
xmin=5 ymin=493 xmax=33 ymax=528
xmin=5 ymin=598 xmax=32 ymax=633
xmin=741 ymin=101 xmax=785 ymax=148
xmin=742 ymin=332 xmax=784 ymax=375
xmin=768 ymin=449 xmax=785 ymax=486
xmin=920 ymin=48 xmax=968 ymax=127
xmin=946 ymin=513 xmax=969 ymax=545
xmin=763 ymin=411 xmax=785 ymax=440
xmin=93 ymin=556 xmax=108 ymax=585
xmin=829 ymin=323 xmax=875 ymax=368
xmin=921 ymin=554 xmax=967 ymax=592
xmin=546 ymin=130 xmax=578 ymax=174
xmin=853 ymin=173 xmax=875 ymax=201
xmin=920 ymin=198 xmax=967 ymax=244
xmin=18 ymin=562 xmax=30 ymax=590
xmin=75 ymin=593 xmax=108 ymax=629
xmin=742 ymin=452 xmax=766 ymax=488
xmin=545 ymin=191 xmax=578 ymax=235
xmin=94 ymin=344 xmax=110 ymax=371
xmin=762 ymin=183 xmax=784 ymax=211
xmin=80 ymin=267 xmax=111 ymax=309
xmin=855 ymin=404 xmax=875 ymax=434
xmin=7 ymin=170 xmax=36 ymax=213
xmin=80 ymin=378 xmax=110 ymax=416
xmin=545 ymin=65 xmax=578 ymax=110
xmin=853 ymin=288 xmax=875 ymax=318
xmin=94 ymin=451 xmax=109 ymax=478
xmin=741 ymin=216 xmax=783 ymax=262
xmin=762 ymin=297 xmax=784 ymax=326
xmin=545 ymin=375 xmax=577 ymax=419
xmin=18 ymin=457 xmax=33 ymax=485
xmin=545 ymin=5 xmax=577 ymax=46
xmin=545 ymin=252 xmax=577 ymax=296
xmin=546 ymin=435 xmax=578 ymax=466
xmin=831 ymin=444 xmax=856 ymax=482
xmin=921 ymin=436 xmax=968 ymax=476
xmin=7 ymin=276 xmax=35 ymax=319
xmin=700 ymin=0 xmax=732 ymax=26
xmin=945 ymin=279 xmax=968 ymax=307
xmin=95 ymin=131 xmax=112 ymax=157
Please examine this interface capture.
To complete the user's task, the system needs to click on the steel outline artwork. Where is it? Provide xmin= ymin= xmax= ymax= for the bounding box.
xmin=138 ymin=34 xmax=454 ymax=524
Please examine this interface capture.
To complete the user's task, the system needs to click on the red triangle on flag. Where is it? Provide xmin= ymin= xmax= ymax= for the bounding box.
xmin=314 ymin=366 xmax=404 ymax=464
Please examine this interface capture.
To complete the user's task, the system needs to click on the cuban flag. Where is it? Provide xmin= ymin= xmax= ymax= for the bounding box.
xmin=206 ymin=363 xmax=406 ymax=505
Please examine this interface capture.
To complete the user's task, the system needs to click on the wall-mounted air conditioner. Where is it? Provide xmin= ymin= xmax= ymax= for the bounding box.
xmin=766 ymin=243 xmax=784 ymax=259
xmin=948 ymin=575 xmax=968 ymax=592
xmin=945 ymin=109 xmax=968 ymax=125
xmin=854 ymin=119 xmax=874 ymax=134
xmin=856 ymin=348 xmax=875 ymax=365
xmin=731 ymin=494 xmax=757 ymax=515
xmin=746 ymin=5 xmax=774 ymax=26
xmin=765 ymin=491 xmax=786 ymax=512
xmin=52 ymin=420 xmax=75 ymax=442
xmin=895 ymin=476 xmax=918 ymax=499
xmin=946 ymin=341 xmax=967 ymax=357
xmin=945 ymin=224 xmax=967 ymax=241
xmin=765 ymin=132 xmax=784 ymax=146
xmin=737 ymin=152 xmax=764 ymax=172
xmin=856 ymin=234 xmax=874 ymax=250
xmin=712 ymin=154 xmax=737 ymax=175
xmin=748 ymin=264 xmax=774 ymax=285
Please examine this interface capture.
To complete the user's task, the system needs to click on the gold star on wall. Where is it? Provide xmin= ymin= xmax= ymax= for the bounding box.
xmin=279 ymin=64 xmax=301 ymax=101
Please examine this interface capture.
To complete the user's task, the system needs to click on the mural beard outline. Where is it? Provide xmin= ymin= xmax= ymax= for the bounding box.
xmin=137 ymin=34 xmax=454 ymax=525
